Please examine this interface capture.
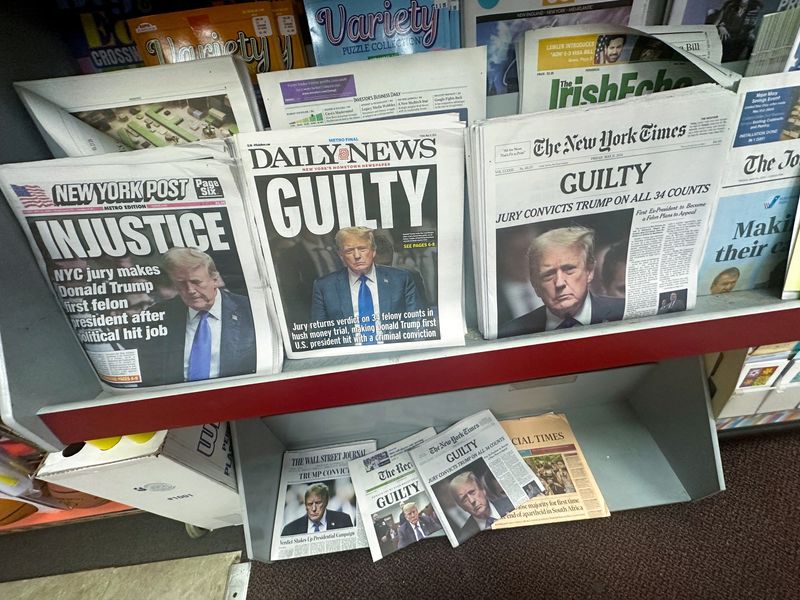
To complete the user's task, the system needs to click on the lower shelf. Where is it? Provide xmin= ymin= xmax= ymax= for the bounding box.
xmin=233 ymin=357 xmax=722 ymax=562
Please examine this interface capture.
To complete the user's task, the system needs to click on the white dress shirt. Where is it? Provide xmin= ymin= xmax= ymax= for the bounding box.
xmin=544 ymin=293 xmax=593 ymax=331
xmin=182 ymin=293 xmax=222 ymax=380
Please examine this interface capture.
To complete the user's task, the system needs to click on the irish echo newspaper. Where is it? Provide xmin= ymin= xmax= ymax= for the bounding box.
xmin=469 ymin=85 xmax=740 ymax=339
xmin=0 ymin=142 xmax=283 ymax=389
xmin=233 ymin=114 xmax=466 ymax=359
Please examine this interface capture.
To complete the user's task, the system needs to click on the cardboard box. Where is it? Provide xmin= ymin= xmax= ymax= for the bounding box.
xmin=37 ymin=423 xmax=240 ymax=530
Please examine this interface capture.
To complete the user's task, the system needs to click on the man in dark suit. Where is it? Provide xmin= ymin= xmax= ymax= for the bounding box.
xmin=396 ymin=501 xmax=439 ymax=549
xmin=448 ymin=471 xmax=515 ymax=544
xmin=136 ymin=247 xmax=256 ymax=386
xmin=662 ymin=291 xmax=686 ymax=313
xmin=311 ymin=226 xmax=421 ymax=344
xmin=498 ymin=226 xmax=625 ymax=337
xmin=281 ymin=482 xmax=353 ymax=536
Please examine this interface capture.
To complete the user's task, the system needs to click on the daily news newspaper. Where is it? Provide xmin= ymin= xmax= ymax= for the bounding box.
xmin=698 ymin=72 xmax=800 ymax=297
xmin=257 ymin=46 xmax=487 ymax=129
xmin=518 ymin=24 xmax=739 ymax=113
xmin=270 ymin=440 xmax=376 ymax=561
xmin=408 ymin=410 xmax=545 ymax=548
xmin=493 ymin=414 xmax=609 ymax=529
xmin=14 ymin=56 xmax=263 ymax=159
xmin=233 ymin=114 xmax=466 ymax=359
xmin=469 ymin=85 xmax=739 ymax=339
xmin=349 ymin=428 xmax=445 ymax=562
xmin=0 ymin=142 xmax=283 ymax=389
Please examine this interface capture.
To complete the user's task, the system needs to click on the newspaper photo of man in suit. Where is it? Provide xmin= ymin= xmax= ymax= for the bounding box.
xmin=310 ymin=226 xmax=422 ymax=344
xmin=135 ymin=247 xmax=256 ymax=386
xmin=281 ymin=482 xmax=354 ymax=536
xmin=396 ymin=500 xmax=440 ymax=549
xmin=499 ymin=226 xmax=625 ymax=337
xmin=448 ymin=471 xmax=515 ymax=545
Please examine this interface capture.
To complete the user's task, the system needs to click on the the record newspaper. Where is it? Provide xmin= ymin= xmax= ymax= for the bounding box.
xmin=349 ymin=428 xmax=444 ymax=562
xmin=233 ymin=115 xmax=466 ymax=358
xmin=493 ymin=414 xmax=610 ymax=529
xmin=408 ymin=410 xmax=545 ymax=548
xmin=470 ymin=86 xmax=739 ymax=339
xmin=519 ymin=24 xmax=738 ymax=113
xmin=0 ymin=142 xmax=282 ymax=388
xmin=271 ymin=440 xmax=376 ymax=561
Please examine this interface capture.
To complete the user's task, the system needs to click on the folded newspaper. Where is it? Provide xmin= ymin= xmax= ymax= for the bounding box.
xmin=233 ymin=114 xmax=467 ymax=358
xmin=349 ymin=428 xmax=445 ymax=562
xmin=468 ymin=85 xmax=740 ymax=339
xmin=699 ymin=72 xmax=800 ymax=297
xmin=0 ymin=141 xmax=283 ymax=389
xmin=518 ymin=24 xmax=739 ymax=113
xmin=271 ymin=440 xmax=376 ymax=561
xmin=15 ymin=55 xmax=263 ymax=158
xmin=461 ymin=0 xmax=662 ymax=117
xmin=408 ymin=410 xmax=545 ymax=547
xmin=493 ymin=414 xmax=609 ymax=529
xmin=257 ymin=46 xmax=487 ymax=129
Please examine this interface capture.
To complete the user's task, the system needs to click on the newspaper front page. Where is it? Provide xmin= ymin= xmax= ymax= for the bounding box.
xmin=461 ymin=0 xmax=660 ymax=117
xmin=519 ymin=24 xmax=738 ymax=113
xmin=233 ymin=115 xmax=466 ymax=359
xmin=0 ymin=142 xmax=283 ymax=389
xmin=257 ymin=46 xmax=487 ymax=129
xmin=469 ymin=85 xmax=739 ymax=339
xmin=492 ymin=414 xmax=609 ymax=529
xmin=349 ymin=428 xmax=445 ymax=562
xmin=14 ymin=56 xmax=263 ymax=159
xmin=699 ymin=72 xmax=800 ymax=297
xmin=271 ymin=440 xmax=376 ymax=561
xmin=408 ymin=410 xmax=544 ymax=547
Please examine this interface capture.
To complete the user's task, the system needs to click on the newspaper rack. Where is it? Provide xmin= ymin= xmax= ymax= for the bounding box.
xmin=234 ymin=356 xmax=722 ymax=561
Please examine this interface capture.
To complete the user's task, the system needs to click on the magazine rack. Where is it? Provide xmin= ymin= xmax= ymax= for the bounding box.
xmin=3 ymin=5 xmax=800 ymax=450
xmin=234 ymin=358 xmax=723 ymax=561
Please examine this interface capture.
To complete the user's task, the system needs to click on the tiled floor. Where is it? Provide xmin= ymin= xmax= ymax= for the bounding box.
xmin=0 ymin=551 xmax=241 ymax=600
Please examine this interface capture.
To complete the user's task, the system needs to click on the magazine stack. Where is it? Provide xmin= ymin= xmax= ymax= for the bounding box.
xmin=467 ymin=86 xmax=739 ymax=339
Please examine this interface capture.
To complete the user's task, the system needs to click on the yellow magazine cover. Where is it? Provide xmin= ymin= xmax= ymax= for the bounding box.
xmin=272 ymin=0 xmax=308 ymax=70
xmin=127 ymin=2 xmax=285 ymax=83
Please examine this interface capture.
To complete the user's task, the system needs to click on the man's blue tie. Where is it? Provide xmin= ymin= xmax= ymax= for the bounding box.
xmin=485 ymin=516 xmax=496 ymax=529
xmin=556 ymin=316 xmax=581 ymax=330
xmin=312 ymin=520 xmax=321 ymax=532
xmin=187 ymin=311 xmax=211 ymax=381
xmin=358 ymin=274 xmax=376 ymax=345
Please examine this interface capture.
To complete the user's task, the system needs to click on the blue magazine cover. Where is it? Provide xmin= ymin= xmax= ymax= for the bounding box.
xmin=699 ymin=183 xmax=799 ymax=295
xmin=304 ymin=0 xmax=453 ymax=66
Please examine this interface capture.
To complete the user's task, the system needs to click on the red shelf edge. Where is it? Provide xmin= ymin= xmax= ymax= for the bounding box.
xmin=40 ymin=307 xmax=800 ymax=444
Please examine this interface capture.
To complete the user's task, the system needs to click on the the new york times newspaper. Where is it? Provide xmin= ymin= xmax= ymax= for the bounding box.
xmin=0 ymin=142 xmax=282 ymax=389
xmin=519 ymin=24 xmax=738 ymax=113
xmin=493 ymin=413 xmax=610 ymax=529
xmin=470 ymin=86 xmax=740 ymax=340
xmin=408 ymin=410 xmax=544 ymax=548
xmin=233 ymin=115 xmax=466 ymax=358
xmin=348 ymin=428 xmax=445 ymax=562
xmin=271 ymin=440 xmax=376 ymax=561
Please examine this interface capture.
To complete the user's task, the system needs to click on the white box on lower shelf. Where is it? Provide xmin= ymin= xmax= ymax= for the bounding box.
xmin=36 ymin=423 xmax=241 ymax=530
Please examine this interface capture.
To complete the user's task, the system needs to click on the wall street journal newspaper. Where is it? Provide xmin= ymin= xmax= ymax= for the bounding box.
xmin=699 ymin=72 xmax=800 ymax=297
xmin=233 ymin=115 xmax=466 ymax=358
xmin=493 ymin=414 xmax=609 ymax=529
xmin=519 ymin=24 xmax=738 ymax=113
xmin=14 ymin=56 xmax=263 ymax=158
xmin=408 ymin=410 xmax=544 ymax=548
xmin=271 ymin=440 xmax=376 ymax=561
xmin=0 ymin=142 xmax=283 ymax=388
xmin=349 ymin=428 xmax=445 ymax=562
xmin=257 ymin=46 xmax=487 ymax=129
xmin=468 ymin=86 xmax=739 ymax=339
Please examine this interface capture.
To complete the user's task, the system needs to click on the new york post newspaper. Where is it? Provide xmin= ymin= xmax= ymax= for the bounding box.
xmin=0 ymin=142 xmax=282 ymax=388
xmin=470 ymin=85 xmax=740 ymax=339
xmin=234 ymin=114 xmax=466 ymax=358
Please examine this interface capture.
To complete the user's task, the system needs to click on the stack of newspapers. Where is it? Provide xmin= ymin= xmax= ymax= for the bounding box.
xmin=467 ymin=86 xmax=739 ymax=339
xmin=270 ymin=410 xmax=608 ymax=561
